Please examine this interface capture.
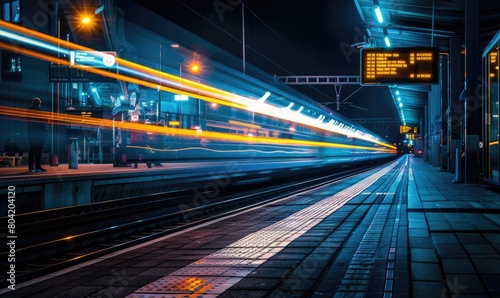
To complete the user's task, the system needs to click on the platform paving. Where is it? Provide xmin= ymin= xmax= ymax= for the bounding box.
xmin=0 ymin=155 xmax=499 ymax=297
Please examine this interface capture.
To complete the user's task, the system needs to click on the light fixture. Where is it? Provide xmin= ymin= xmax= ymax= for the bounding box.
xmin=258 ymin=91 xmax=270 ymax=102
xmin=81 ymin=16 xmax=91 ymax=24
xmin=383 ymin=28 xmax=390 ymax=47
xmin=384 ymin=36 xmax=391 ymax=47
xmin=374 ymin=6 xmax=383 ymax=23
xmin=373 ymin=0 xmax=384 ymax=23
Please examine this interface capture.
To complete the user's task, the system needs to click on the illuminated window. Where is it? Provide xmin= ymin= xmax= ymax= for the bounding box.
xmin=1 ymin=1 xmax=21 ymax=81
xmin=2 ymin=1 xmax=20 ymax=23
xmin=2 ymin=51 xmax=22 ymax=82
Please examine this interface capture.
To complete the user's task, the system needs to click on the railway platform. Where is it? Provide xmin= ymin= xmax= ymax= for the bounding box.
xmin=1 ymin=155 xmax=499 ymax=297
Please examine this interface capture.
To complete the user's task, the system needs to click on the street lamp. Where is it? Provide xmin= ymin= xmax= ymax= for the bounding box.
xmin=52 ymin=6 xmax=104 ymax=164
xmin=170 ymin=45 xmax=204 ymax=128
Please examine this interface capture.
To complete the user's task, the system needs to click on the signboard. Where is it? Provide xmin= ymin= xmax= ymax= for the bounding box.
xmin=400 ymin=126 xmax=419 ymax=134
xmin=361 ymin=47 xmax=439 ymax=84
xmin=70 ymin=51 xmax=117 ymax=69
xmin=49 ymin=51 xmax=117 ymax=82
xmin=400 ymin=125 xmax=412 ymax=134
xmin=65 ymin=107 xmax=104 ymax=119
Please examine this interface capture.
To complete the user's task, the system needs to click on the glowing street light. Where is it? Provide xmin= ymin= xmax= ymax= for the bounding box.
xmin=81 ymin=16 xmax=91 ymax=24
xmin=190 ymin=61 xmax=200 ymax=73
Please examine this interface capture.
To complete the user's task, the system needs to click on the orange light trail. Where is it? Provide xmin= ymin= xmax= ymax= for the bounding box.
xmin=0 ymin=106 xmax=396 ymax=153
xmin=0 ymin=19 xmax=249 ymax=109
xmin=0 ymin=19 xmax=396 ymax=151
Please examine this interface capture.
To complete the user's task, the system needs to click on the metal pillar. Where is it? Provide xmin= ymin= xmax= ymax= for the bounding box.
xmin=429 ymin=84 xmax=441 ymax=167
xmin=440 ymin=53 xmax=449 ymax=171
xmin=449 ymin=37 xmax=462 ymax=175
xmin=464 ymin=0 xmax=481 ymax=183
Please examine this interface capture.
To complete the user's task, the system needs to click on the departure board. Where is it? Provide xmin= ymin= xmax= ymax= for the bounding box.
xmin=361 ymin=47 xmax=439 ymax=84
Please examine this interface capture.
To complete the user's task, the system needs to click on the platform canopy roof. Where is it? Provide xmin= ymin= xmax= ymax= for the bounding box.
xmin=353 ymin=0 xmax=500 ymax=127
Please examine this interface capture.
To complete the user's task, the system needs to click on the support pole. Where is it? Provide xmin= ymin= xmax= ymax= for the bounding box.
xmin=464 ymin=0 xmax=481 ymax=183
xmin=242 ymin=1 xmax=246 ymax=74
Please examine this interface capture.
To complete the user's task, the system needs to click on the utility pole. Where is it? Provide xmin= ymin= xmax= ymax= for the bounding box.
xmin=242 ymin=0 xmax=246 ymax=74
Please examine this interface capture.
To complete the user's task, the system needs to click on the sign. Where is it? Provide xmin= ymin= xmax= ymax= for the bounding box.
xmin=49 ymin=51 xmax=117 ymax=82
xmin=65 ymin=107 xmax=104 ymax=119
xmin=361 ymin=47 xmax=439 ymax=84
xmin=70 ymin=51 xmax=117 ymax=69
xmin=400 ymin=125 xmax=412 ymax=134
xmin=399 ymin=126 xmax=420 ymax=134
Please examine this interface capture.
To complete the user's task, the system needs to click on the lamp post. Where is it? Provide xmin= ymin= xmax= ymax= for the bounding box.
xmin=170 ymin=45 xmax=205 ymax=129
xmin=54 ymin=7 xmax=104 ymax=164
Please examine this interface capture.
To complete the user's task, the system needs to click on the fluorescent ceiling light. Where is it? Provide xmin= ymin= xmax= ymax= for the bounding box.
xmin=384 ymin=36 xmax=391 ymax=47
xmin=374 ymin=6 xmax=383 ymax=23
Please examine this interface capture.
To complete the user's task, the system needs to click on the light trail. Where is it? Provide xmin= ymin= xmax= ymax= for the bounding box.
xmin=0 ymin=106 xmax=396 ymax=153
xmin=0 ymin=19 xmax=396 ymax=151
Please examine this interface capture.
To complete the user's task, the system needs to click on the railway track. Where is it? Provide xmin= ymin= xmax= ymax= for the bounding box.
xmin=0 ymin=160 xmax=391 ymax=287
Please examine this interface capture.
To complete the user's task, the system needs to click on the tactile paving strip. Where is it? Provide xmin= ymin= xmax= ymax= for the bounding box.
xmin=127 ymin=161 xmax=399 ymax=297
xmin=336 ymin=158 xmax=406 ymax=296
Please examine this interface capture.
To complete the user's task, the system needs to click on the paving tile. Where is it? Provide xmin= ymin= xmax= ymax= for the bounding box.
xmin=412 ymin=281 xmax=446 ymax=298
xmin=456 ymin=234 xmax=488 ymax=244
xmin=463 ymin=243 xmax=497 ymax=254
xmin=481 ymin=274 xmax=500 ymax=295
xmin=410 ymin=248 xmax=438 ymax=262
xmin=409 ymin=237 xmax=435 ymax=249
xmin=434 ymin=243 xmax=468 ymax=258
xmin=471 ymin=259 xmax=500 ymax=274
xmin=443 ymin=274 xmax=488 ymax=295
xmin=483 ymin=233 xmax=500 ymax=244
xmin=441 ymin=258 xmax=476 ymax=274
xmin=410 ymin=262 xmax=443 ymax=281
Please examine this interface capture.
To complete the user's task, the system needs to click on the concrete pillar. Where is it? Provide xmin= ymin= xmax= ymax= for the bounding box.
xmin=464 ymin=0 xmax=481 ymax=183
xmin=430 ymin=84 xmax=441 ymax=167
xmin=449 ymin=37 xmax=463 ymax=174
xmin=440 ymin=53 xmax=449 ymax=171
xmin=424 ymin=104 xmax=429 ymax=162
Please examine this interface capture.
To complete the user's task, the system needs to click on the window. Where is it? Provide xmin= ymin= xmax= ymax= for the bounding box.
xmin=1 ymin=1 xmax=22 ymax=81
xmin=2 ymin=51 xmax=22 ymax=82
xmin=2 ymin=0 xmax=20 ymax=22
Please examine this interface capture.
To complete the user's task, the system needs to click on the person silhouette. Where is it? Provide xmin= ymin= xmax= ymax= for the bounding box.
xmin=27 ymin=97 xmax=48 ymax=172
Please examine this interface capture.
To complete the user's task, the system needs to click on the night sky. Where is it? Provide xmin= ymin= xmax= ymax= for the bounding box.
xmin=116 ymin=0 xmax=400 ymax=138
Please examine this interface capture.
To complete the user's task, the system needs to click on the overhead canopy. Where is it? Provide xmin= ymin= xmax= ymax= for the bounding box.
xmin=353 ymin=0 xmax=500 ymax=126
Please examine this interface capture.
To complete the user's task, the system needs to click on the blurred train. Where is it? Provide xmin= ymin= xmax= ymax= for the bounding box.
xmin=115 ymin=93 xmax=397 ymax=168
xmin=0 ymin=7 xmax=396 ymax=171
